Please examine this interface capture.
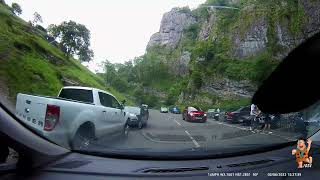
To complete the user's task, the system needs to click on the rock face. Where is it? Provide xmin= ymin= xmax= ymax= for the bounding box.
xmin=199 ymin=11 xmax=217 ymax=40
xmin=233 ymin=0 xmax=320 ymax=59
xmin=173 ymin=51 xmax=191 ymax=76
xmin=233 ymin=18 xmax=268 ymax=58
xmin=146 ymin=0 xmax=320 ymax=105
xmin=201 ymin=77 xmax=256 ymax=98
xmin=147 ymin=8 xmax=196 ymax=48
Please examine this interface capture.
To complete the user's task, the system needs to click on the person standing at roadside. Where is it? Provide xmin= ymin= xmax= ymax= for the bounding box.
xmin=249 ymin=104 xmax=260 ymax=131
xmin=263 ymin=113 xmax=272 ymax=133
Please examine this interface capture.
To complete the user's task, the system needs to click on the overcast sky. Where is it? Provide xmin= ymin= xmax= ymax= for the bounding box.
xmin=6 ymin=0 xmax=205 ymax=72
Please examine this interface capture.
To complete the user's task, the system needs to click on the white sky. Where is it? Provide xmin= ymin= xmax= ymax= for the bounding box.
xmin=5 ymin=0 xmax=205 ymax=72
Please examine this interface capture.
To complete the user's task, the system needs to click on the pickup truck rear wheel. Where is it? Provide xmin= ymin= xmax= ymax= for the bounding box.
xmin=122 ymin=121 xmax=130 ymax=138
xmin=71 ymin=124 xmax=95 ymax=150
xmin=138 ymin=120 xmax=143 ymax=129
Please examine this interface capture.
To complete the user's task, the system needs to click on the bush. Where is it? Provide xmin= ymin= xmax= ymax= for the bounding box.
xmin=184 ymin=24 xmax=200 ymax=40
xmin=11 ymin=3 xmax=22 ymax=15
xmin=13 ymin=41 xmax=32 ymax=52
xmin=36 ymin=25 xmax=47 ymax=33
xmin=191 ymin=71 xmax=203 ymax=89
xmin=176 ymin=6 xmax=191 ymax=14
xmin=192 ymin=40 xmax=215 ymax=62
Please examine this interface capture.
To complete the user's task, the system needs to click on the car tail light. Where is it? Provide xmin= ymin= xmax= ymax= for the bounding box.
xmin=44 ymin=105 xmax=60 ymax=131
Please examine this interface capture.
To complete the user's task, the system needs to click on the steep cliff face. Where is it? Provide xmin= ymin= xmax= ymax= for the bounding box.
xmin=232 ymin=0 xmax=320 ymax=59
xmin=145 ymin=0 xmax=320 ymax=109
xmin=147 ymin=8 xmax=197 ymax=48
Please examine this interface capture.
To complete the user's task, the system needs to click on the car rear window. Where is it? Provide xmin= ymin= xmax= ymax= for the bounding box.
xmin=58 ymin=89 xmax=94 ymax=103
xmin=188 ymin=107 xmax=198 ymax=111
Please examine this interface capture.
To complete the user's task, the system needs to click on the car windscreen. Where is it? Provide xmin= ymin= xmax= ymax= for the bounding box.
xmin=124 ymin=106 xmax=140 ymax=114
xmin=1 ymin=0 xmax=320 ymax=159
xmin=58 ymin=89 xmax=94 ymax=104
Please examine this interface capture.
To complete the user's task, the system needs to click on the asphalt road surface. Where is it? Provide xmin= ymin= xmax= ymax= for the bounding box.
xmin=89 ymin=110 xmax=303 ymax=153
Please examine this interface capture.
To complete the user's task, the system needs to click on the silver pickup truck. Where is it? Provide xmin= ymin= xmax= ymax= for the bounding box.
xmin=15 ymin=86 xmax=130 ymax=150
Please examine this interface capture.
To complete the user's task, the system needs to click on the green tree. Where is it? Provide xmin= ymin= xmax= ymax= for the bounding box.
xmin=47 ymin=21 xmax=94 ymax=62
xmin=32 ymin=12 xmax=43 ymax=26
xmin=193 ymin=40 xmax=215 ymax=62
xmin=103 ymin=60 xmax=117 ymax=85
xmin=11 ymin=2 xmax=22 ymax=15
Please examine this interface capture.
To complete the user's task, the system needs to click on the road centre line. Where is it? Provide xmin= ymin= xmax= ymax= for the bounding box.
xmin=184 ymin=130 xmax=200 ymax=148
xmin=170 ymin=116 xmax=201 ymax=148
xmin=174 ymin=119 xmax=181 ymax=126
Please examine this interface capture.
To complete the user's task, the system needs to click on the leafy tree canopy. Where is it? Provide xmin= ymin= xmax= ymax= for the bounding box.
xmin=47 ymin=21 xmax=94 ymax=62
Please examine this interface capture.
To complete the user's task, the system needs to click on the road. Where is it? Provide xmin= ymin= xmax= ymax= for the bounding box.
xmin=89 ymin=110 xmax=303 ymax=153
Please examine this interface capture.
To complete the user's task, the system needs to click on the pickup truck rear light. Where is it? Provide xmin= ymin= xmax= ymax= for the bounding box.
xmin=44 ymin=105 xmax=60 ymax=131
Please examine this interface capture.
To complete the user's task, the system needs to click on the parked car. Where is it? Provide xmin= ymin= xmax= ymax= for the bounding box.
xmin=160 ymin=107 xmax=168 ymax=113
xmin=15 ymin=86 xmax=130 ymax=149
xmin=182 ymin=107 xmax=207 ymax=123
xmin=170 ymin=106 xmax=181 ymax=114
xmin=209 ymin=108 xmax=221 ymax=121
xmin=226 ymin=106 xmax=251 ymax=124
xmin=207 ymin=109 xmax=216 ymax=119
xmin=124 ymin=106 xmax=148 ymax=129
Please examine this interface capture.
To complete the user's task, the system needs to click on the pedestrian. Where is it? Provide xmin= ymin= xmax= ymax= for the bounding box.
xmin=263 ymin=113 xmax=272 ymax=133
xmin=249 ymin=104 xmax=260 ymax=131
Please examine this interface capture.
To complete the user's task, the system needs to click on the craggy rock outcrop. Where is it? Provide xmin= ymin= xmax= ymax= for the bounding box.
xmin=233 ymin=18 xmax=269 ymax=58
xmin=201 ymin=77 xmax=256 ymax=98
xmin=147 ymin=8 xmax=196 ymax=48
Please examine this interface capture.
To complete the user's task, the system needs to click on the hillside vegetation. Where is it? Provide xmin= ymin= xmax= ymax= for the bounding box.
xmin=0 ymin=3 xmax=132 ymax=106
xmin=102 ymin=0 xmax=318 ymax=111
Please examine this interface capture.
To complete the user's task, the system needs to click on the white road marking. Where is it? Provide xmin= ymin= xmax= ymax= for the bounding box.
xmin=184 ymin=130 xmax=200 ymax=148
xmin=192 ymin=139 xmax=200 ymax=148
xmin=184 ymin=130 xmax=191 ymax=136
xmin=174 ymin=119 xmax=181 ymax=126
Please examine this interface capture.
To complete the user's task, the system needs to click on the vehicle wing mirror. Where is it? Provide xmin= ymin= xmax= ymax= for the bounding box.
xmin=121 ymin=99 xmax=126 ymax=105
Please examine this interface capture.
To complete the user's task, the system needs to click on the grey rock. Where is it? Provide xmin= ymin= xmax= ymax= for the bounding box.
xmin=147 ymin=8 xmax=197 ymax=48
xmin=201 ymin=77 xmax=256 ymax=98
xmin=233 ymin=18 xmax=268 ymax=58
xmin=199 ymin=11 xmax=217 ymax=40
xmin=173 ymin=51 xmax=191 ymax=76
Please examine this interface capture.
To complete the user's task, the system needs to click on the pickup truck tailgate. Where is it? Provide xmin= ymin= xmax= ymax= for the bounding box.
xmin=16 ymin=94 xmax=47 ymax=132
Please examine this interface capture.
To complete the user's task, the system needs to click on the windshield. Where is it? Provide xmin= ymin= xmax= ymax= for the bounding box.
xmin=124 ymin=106 xmax=140 ymax=115
xmin=1 ymin=0 xmax=320 ymax=158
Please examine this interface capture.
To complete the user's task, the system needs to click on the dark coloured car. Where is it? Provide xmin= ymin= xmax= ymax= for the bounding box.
xmin=124 ymin=106 xmax=148 ymax=129
xmin=226 ymin=106 xmax=251 ymax=124
xmin=182 ymin=107 xmax=207 ymax=123
xmin=170 ymin=106 xmax=181 ymax=114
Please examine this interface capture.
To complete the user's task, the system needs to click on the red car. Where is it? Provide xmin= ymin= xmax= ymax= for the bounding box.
xmin=182 ymin=107 xmax=207 ymax=123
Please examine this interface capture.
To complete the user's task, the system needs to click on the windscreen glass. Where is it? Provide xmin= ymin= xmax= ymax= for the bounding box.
xmin=0 ymin=0 xmax=319 ymax=157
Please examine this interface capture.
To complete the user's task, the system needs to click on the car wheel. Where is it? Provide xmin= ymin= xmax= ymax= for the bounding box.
xmin=138 ymin=120 xmax=143 ymax=129
xmin=71 ymin=128 xmax=94 ymax=150
xmin=122 ymin=121 xmax=130 ymax=138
